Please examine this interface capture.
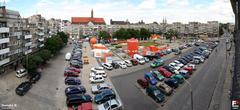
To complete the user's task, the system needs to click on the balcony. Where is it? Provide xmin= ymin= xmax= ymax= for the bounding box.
xmin=12 ymin=32 xmax=22 ymax=36
xmin=25 ymin=35 xmax=32 ymax=39
xmin=0 ymin=27 xmax=9 ymax=33
xmin=0 ymin=58 xmax=10 ymax=66
xmin=0 ymin=48 xmax=9 ymax=55
xmin=37 ymin=32 xmax=44 ymax=36
xmin=39 ymin=44 xmax=44 ymax=48
xmin=25 ymin=42 xmax=32 ymax=47
xmin=24 ymin=49 xmax=32 ymax=55
xmin=0 ymin=38 xmax=9 ymax=44
xmin=38 ymin=38 xmax=44 ymax=42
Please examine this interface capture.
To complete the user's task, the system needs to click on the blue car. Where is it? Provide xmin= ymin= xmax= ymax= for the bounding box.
xmin=65 ymin=85 xmax=86 ymax=96
xmin=164 ymin=79 xmax=178 ymax=88
xmin=65 ymin=77 xmax=81 ymax=85
xmin=145 ymin=72 xmax=158 ymax=85
xmin=94 ymin=89 xmax=116 ymax=104
xmin=179 ymin=70 xmax=190 ymax=79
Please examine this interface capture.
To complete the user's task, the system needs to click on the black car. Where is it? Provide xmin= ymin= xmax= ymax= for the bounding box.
xmin=15 ymin=81 xmax=32 ymax=96
xmin=144 ymin=55 xmax=159 ymax=61
xmin=181 ymin=57 xmax=190 ymax=63
xmin=164 ymin=79 xmax=178 ymax=88
xmin=178 ymin=59 xmax=188 ymax=65
xmin=29 ymin=73 xmax=41 ymax=83
xmin=66 ymin=94 xmax=92 ymax=107
xmin=146 ymin=86 xmax=165 ymax=103
xmin=94 ymin=89 xmax=116 ymax=104
xmin=111 ymin=62 xmax=120 ymax=69
xmin=65 ymin=77 xmax=81 ymax=85
xmin=65 ymin=86 xmax=86 ymax=96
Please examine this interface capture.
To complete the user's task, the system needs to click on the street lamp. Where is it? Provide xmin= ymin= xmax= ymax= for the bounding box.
xmin=183 ymin=78 xmax=193 ymax=110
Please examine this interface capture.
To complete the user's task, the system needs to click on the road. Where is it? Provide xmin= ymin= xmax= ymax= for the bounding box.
xmin=111 ymin=39 xmax=232 ymax=110
xmin=0 ymin=44 xmax=72 ymax=110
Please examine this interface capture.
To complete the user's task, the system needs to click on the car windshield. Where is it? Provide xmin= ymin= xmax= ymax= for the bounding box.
xmin=153 ymin=90 xmax=161 ymax=96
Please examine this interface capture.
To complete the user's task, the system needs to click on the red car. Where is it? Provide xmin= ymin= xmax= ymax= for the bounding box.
xmin=64 ymin=69 xmax=79 ymax=74
xmin=64 ymin=72 xmax=79 ymax=77
xmin=130 ymin=59 xmax=138 ymax=66
xmin=67 ymin=66 xmax=81 ymax=73
xmin=184 ymin=67 xmax=193 ymax=75
xmin=78 ymin=102 xmax=93 ymax=110
xmin=137 ymin=78 xmax=149 ymax=88
xmin=158 ymin=67 xmax=172 ymax=78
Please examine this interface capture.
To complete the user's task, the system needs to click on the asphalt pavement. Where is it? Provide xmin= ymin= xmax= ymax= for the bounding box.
xmin=111 ymin=39 xmax=232 ymax=110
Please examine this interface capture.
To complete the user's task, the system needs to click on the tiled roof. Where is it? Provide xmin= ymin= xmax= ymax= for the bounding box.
xmin=71 ymin=17 xmax=105 ymax=25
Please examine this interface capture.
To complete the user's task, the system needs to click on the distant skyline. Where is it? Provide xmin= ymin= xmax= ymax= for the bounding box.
xmin=1 ymin=0 xmax=235 ymax=24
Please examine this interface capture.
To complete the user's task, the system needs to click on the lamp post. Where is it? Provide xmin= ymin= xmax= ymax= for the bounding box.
xmin=183 ymin=78 xmax=193 ymax=110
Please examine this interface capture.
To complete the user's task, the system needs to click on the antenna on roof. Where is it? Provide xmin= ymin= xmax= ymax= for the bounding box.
xmin=3 ymin=0 xmax=6 ymax=6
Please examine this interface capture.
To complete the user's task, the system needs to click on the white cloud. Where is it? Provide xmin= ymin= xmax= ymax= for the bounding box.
xmin=24 ymin=0 xmax=234 ymax=24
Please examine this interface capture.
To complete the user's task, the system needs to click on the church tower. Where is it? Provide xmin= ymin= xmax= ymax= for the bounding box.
xmin=91 ymin=9 xmax=93 ymax=18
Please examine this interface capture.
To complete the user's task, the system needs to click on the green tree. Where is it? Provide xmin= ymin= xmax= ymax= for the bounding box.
xmin=164 ymin=29 xmax=178 ymax=43
xmin=99 ymin=31 xmax=111 ymax=40
xmin=25 ymin=59 xmax=37 ymax=73
xmin=31 ymin=55 xmax=44 ymax=65
xmin=140 ymin=28 xmax=151 ymax=40
xmin=44 ymin=35 xmax=64 ymax=54
xmin=38 ymin=49 xmax=52 ymax=62
xmin=57 ymin=32 xmax=68 ymax=44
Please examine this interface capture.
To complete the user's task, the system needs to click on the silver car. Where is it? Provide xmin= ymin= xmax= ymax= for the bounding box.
xmin=91 ymin=83 xmax=111 ymax=94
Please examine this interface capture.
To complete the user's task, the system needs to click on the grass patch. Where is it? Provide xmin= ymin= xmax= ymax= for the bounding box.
xmin=140 ymin=42 xmax=157 ymax=46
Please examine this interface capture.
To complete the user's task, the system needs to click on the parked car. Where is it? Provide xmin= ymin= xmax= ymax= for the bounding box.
xmin=65 ymin=85 xmax=86 ymax=96
xmin=133 ymin=54 xmax=145 ymax=64
xmin=89 ymin=75 xmax=105 ymax=83
xmin=144 ymin=72 xmax=158 ymax=85
xmin=187 ymin=64 xmax=196 ymax=70
xmin=64 ymin=71 xmax=79 ymax=77
xmin=15 ymin=81 xmax=32 ymax=96
xmin=169 ymin=62 xmax=181 ymax=70
xmin=179 ymin=70 xmax=190 ymax=79
xmin=151 ymin=70 xmax=165 ymax=81
xmin=102 ymin=63 xmax=113 ymax=70
xmin=117 ymin=61 xmax=127 ymax=69
xmin=111 ymin=61 xmax=120 ymax=69
xmin=77 ymin=102 xmax=93 ymax=110
xmin=16 ymin=68 xmax=28 ymax=78
xmin=91 ymin=83 xmax=112 ymax=94
xmin=124 ymin=60 xmax=132 ymax=67
xmin=29 ymin=73 xmax=41 ymax=83
xmin=70 ymin=60 xmax=83 ymax=68
xmin=65 ymin=77 xmax=81 ymax=85
xmin=91 ymin=67 xmax=104 ymax=72
xmin=162 ymin=65 xmax=178 ymax=74
xmin=97 ymin=99 xmax=122 ymax=110
xmin=183 ymin=66 xmax=193 ymax=75
xmin=90 ymin=70 xmax=107 ymax=78
xmin=173 ymin=60 xmax=184 ymax=67
xmin=130 ymin=59 xmax=138 ymax=66
xmin=146 ymin=86 xmax=165 ymax=103
xmin=66 ymin=66 xmax=81 ymax=73
xmin=137 ymin=78 xmax=149 ymax=88
xmin=178 ymin=59 xmax=188 ymax=65
xmin=158 ymin=67 xmax=173 ymax=78
xmin=171 ymin=74 xmax=184 ymax=84
xmin=66 ymin=94 xmax=92 ymax=107
xmin=65 ymin=52 xmax=71 ymax=61
xmin=156 ymin=82 xmax=173 ymax=96
xmin=150 ymin=59 xmax=164 ymax=68
xmin=164 ymin=79 xmax=178 ymax=88
xmin=94 ymin=90 xmax=116 ymax=104
xmin=64 ymin=69 xmax=79 ymax=75
xmin=144 ymin=57 xmax=150 ymax=63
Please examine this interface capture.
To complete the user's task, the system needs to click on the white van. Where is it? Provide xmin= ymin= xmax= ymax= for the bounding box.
xmin=133 ymin=54 xmax=145 ymax=64
xmin=16 ymin=68 xmax=28 ymax=78
xmin=65 ymin=52 xmax=71 ymax=61
xmin=90 ymin=70 xmax=107 ymax=78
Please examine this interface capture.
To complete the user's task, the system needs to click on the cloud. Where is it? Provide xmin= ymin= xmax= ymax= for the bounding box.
xmin=23 ymin=0 xmax=234 ymax=24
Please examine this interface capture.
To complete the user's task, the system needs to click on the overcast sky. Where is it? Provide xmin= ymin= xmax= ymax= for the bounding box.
xmin=2 ymin=0 xmax=235 ymax=24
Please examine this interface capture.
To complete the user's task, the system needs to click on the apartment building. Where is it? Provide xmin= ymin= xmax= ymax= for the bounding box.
xmin=47 ymin=18 xmax=61 ymax=36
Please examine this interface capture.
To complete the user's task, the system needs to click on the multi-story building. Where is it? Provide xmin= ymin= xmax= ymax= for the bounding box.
xmin=21 ymin=18 xmax=33 ymax=55
xmin=0 ymin=6 xmax=24 ymax=72
xmin=206 ymin=21 xmax=219 ymax=37
xmin=27 ymin=14 xmax=47 ymax=51
xmin=71 ymin=9 xmax=106 ymax=38
xmin=47 ymin=18 xmax=61 ymax=36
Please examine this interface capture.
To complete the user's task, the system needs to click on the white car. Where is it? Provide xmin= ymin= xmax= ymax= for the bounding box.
xmin=91 ymin=67 xmax=104 ymax=72
xmin=174 ymin=60 xmax=184 ymax=67
xmin=16 ymin=69 xmax=28 ymax=78
xmin=89 ymin=75 xmax=105 ymax=83
xmin=91 ymin=83 xmax=112 ymax=94
xmin=90 ymin=70 xmax=107 ymax=78
xmin=117 ymin=61 xmax=127 ymax=69
xmin=124 ymin=60 xmax=132 ymax=67
xmin=186 ymin=63 xmax=196 ymax=70
xmin=98 ymin=99 xmax=122 ymax=110
xmin=102 ymin=63 xmax=113 ymax=70
xmin=169 ymin=62 xmax=181 ymax=70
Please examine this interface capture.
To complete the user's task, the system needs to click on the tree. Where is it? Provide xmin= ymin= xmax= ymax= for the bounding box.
xmin=57 ymin=32 xmax=68 ymax=44
xmin=38 ymin=49 xmax=52 ymax=62
xmin=99 ymin=31 xmax=111 ymax=40
xmin=44 ymin=35 xmax=64 ymax=54
xmin=140 ymin=28 xmax=151 ymax=40
xmin=31 ymin=55 xmax=44 ymax=65
xmin=25 ymin=59 xmax=37 ymax=73
xmin=165 ymin=29 xmax=178 ymax=43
